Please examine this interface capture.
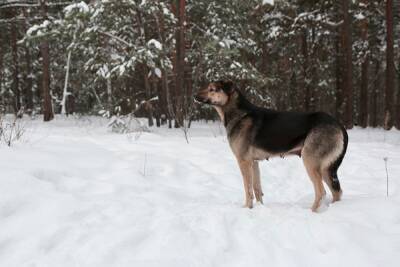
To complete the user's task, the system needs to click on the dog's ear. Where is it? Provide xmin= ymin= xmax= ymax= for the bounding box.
xmin=220 ymin=81 xmax=234 ymax=94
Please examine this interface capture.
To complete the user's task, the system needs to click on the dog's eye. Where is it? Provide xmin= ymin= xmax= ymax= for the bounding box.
xmin=209 ymin=88 xmax=215 ymax=92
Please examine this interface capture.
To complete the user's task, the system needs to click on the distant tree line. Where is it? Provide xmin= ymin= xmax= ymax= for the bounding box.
xmin=0 ymin=0 xmax=399 ymax=129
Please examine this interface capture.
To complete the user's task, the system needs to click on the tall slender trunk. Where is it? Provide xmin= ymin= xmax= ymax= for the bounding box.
xmin=107 ymin=75 xmax=112 ymax=112
xmin=0 ymin=25 xmax=3 ymax=104
xmin=359 ymin=3 xmax=369 ymax=128
xmin=24 ymin=43 xmax=33 ymax=114
xmin=384 ymin=0 xmax=394 ymax=129
xmin=152 ymin=78 xmax=161 ymax=127
xmin=335 ymin=30 xmax=344 ymax=121
xmin=10 ymin=12 xmax=21 ymax=114
xmin=40 ymin=0 xmax=54 ymax=121
xmin=174 ymin=0 xmax=186 ymax=128
xmin=142 ymin=65 xmax=154 ymax=127
xmin=342 ymin=0 xmax=353 ymax=128
xmin=23 ymin=9 xmax=33 ymax=114
xmin=396 ymin=62 xmax=400 ymax=129
xmin=302 ymin=29 xmax=310 ymax=111
xmin=136 ymin=8 xmax=154 ymax=126
xmin=370 ymin=60 xmax=380 ymax=127
xmin=155 ymin=7 xmax=173 ymax=128
xmin=61 ymin=51 xmax=71 ymax=115
xmin=396 ymin=65 xmax=400 ymax=129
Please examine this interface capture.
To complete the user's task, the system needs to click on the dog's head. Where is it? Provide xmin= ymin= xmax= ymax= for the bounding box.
xmin=194 ymin=81 xmax=235 ymax=106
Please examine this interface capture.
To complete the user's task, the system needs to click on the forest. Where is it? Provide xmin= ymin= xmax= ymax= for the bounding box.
xmin=0 ymin=0 xmax=399 ymax=129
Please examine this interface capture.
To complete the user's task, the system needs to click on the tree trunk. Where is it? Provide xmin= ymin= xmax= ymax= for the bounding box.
xmin=302 ymin=29 xmax=310 ymax=111
xmin=151 ymin=78 xmax=161 ymax=127
xmin=370 ymin=60 xmax=380 ymax=128
xmin=155 ymin=7 xmax=173 ymax=128
xmin=61 ymin=51 xmax=72 ymax=115
xmin=142 ymin=65 xmax=154 ymax=127
xmin=384 ymin=0 xmax=394 ymax=129
xmin=24 ymin=46 xmax=34 ymax=115
xmin=342 ymin=0 xmax=353 ymax=128
xmin=0 ymin=25 xmax=3 ymax=104
xmin=359 ymin=4 xmax=369 ymax=128
xmin=335 ymin=30 xmax=344 ymax=122
xmin=10 ymin=12 xmax=21 ymax=114
xmin=22 ymin=9 xmax=33 ymax=114
xmin=396 ymin=63 xmax=400 ymax=129
xmin=40 ymin=0 xmax=54 ymax=121
xmin=136 ymin=8 xmax=154 ymax=127
xmin=106 ymin=75 xmax=112 ymax=113
xmin=173 ymin=0 xmax=186 ymax=128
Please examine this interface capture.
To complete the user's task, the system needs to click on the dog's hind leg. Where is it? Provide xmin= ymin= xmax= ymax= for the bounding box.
xmin=305 ymin=165 xmax=326 ymax=212
xmin=322 ymin=168 xmax=342 ymax=203
xmin=237 ymin=159 xmax=254 ymax=209
xmin=302 ymin=125 xmax=345 ymax=211
xmin=302 ymin=154 xmax=326 ymax=212
xmin=252 ymin=160 xmax=263 ymax=204
xmin=321 ymin=129 xmax=347 ymax=203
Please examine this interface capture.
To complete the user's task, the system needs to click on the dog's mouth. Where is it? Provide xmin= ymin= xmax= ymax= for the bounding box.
xmin=194 ymin=95 xmax=210 ymax=104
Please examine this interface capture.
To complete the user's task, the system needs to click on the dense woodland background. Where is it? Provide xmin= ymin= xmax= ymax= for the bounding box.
xmin=0 ymin=0 xmax=399 ymax=129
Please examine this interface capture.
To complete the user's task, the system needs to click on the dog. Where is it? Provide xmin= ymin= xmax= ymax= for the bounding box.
xmin=194 ymin=81 xmax=348 ymax=212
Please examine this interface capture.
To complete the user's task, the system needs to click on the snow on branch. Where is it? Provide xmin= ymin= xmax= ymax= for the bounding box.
xmin=0 ymin=0 xmax=73 ymax=9
xmin=0 ymin=16 xmax=26 ymax=23
xmin=262 ymin=0 xmax=274 ymax=5
xmin=147 ymin=39 xmax=162 ymax=50
xmin=98 ymin=31 xmax=134 ymax=47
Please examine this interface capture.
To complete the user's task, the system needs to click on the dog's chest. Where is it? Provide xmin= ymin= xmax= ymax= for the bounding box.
xmin=228 ymin=135 xmax=274 ymax=161
xmin=249 ymin=146 xmax=275 ymax=160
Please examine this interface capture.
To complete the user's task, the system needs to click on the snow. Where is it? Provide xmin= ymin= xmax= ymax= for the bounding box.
xmin=354 ymin=12 xmax=366 ymax=21
xmin=154 ymin=68 xmax=162 ymax=78
xmin=268 ymin=26 xmax=280 ymax=39
xmin=147 ymin=39 xmax=163 ymax=50
xmin=262 ymin=0 xmax=274 ymax=5
xmin=1 ymin=116 xmax=400 ymax=267
xmin=64 ymin=1 xmax=90 ymax=16
xmin=26 ymin=24 xmax=41 ymax=36
xmin=26 ymin=20 xmax=50 ymax=37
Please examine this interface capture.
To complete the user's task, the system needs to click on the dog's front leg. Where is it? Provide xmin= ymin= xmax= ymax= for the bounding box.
xmin=237 ymin=159 xmax=254 ymax=209
xmin=252 ymin=160 xmax=263 ymax=204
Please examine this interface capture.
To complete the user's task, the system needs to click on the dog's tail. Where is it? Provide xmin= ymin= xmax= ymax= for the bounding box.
xmin=329 ymin=125 xmax=348 ymax=193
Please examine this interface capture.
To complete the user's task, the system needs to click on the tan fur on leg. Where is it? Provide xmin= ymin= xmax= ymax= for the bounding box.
xmin=303 ymin=157 xmax=326 ymax=212
xmin=252 ymin=161 xmax=263 ymax=204
xmin=237 ymin=159 xmax=254 ymax=209
xmin=307 ymin=170 xmax=325 ymax=212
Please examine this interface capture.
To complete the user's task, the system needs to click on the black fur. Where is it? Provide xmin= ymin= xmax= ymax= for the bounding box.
xmin=218 ymin=80 xmax=234 ymax=94
xmin=226 ymin=90 xmax=344 ymax=155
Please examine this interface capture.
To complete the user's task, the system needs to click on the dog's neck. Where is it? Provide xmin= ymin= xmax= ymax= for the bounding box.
xmin=217 ymin=91 xmax=249 ymax=133
xmin=213 ymin=106 xmax=225 ymax=122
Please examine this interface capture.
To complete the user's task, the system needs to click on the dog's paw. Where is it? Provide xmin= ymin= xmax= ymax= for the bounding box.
xmin=311 ymin=195 xmax=329 ymax=213
xmin=243 ymin=199 xmax=254 ymax=209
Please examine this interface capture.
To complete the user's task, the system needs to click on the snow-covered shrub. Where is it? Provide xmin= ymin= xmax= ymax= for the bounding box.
xmin=107 ymin=114 xmax=149 ymax=135
xmin=0 ymin=113 xmax=26 ymax=147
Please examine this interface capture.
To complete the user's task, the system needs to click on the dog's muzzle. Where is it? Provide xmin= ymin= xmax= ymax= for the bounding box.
xmin=194 ymin=95 xmax=207 ymax=104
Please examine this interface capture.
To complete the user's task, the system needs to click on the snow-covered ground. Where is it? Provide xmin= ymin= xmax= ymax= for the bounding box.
xmin=1 ymin=116 xmax=400 ymax=267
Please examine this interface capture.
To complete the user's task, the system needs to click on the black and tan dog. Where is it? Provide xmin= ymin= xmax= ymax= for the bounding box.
xmin=194 ymin=81 xmax=348 ymax=212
